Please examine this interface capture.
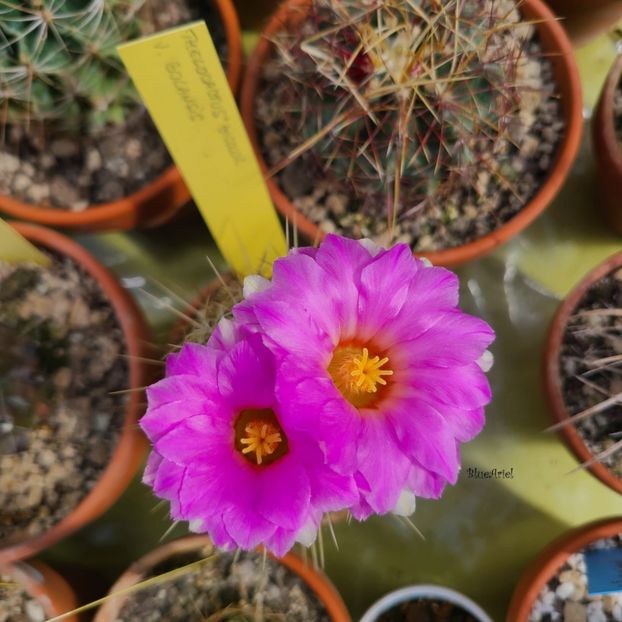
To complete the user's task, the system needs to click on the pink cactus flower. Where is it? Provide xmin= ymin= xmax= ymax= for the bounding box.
xmin=141 ymin=323 xmax=357 ymax=556
xmin=236 ymin=235 xmax=495 ymax=519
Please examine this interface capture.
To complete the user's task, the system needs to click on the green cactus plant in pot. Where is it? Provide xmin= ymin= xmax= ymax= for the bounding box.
xmin=241 ymin=0 xmax=582 ymax=266
xmin=544 ymin=250 xmax=622 ymax=496
xmin=93 ymin=535 xmax=350 ymax=622
xmin=0 ymin=0 xmax=242 ymax=231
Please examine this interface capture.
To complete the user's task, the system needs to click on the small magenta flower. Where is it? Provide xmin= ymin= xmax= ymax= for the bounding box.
xmin=236 ymin=235 xmax=495 ymax=519
xmin=140 ymin=322 xmax=357 ymax=556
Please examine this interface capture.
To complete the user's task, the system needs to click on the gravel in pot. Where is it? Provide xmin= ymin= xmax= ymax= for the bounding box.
xmin=0 ymin=252 xmax=128 ymax=545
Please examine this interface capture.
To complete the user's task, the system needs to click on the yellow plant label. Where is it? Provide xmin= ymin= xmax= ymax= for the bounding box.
xmin=0 ymin=219 xmax=49 ymax=266
xmin=118 ymin=22 xmax=287 ymax=276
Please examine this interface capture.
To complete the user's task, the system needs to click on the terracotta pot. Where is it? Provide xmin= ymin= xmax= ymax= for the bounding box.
xmin=543 ymin=250 xmax=622 ymax=496
xmin=360 ymin=585 xmax=493 ymax=622
xmin=1 ymin=560 xmax=78 ymax=621
xmin=0 ymin=223 xmax=153 ymax=564
xmin=545 ymin=0 xmax=622 ymax=47
xmin=240 ymin=0 xmax=583 ymax=268
xmin=216 ymin=0 xmax=243 ymax=96
xmin=593 ymin=56 xmax=622 ymax=236
xmin=507 ymin=517 xmax=622 ymax=620
xmin=0 ymin=0 xmax=243 ymax=233
xmin=93 ymin=535 xmax=351 ymax=622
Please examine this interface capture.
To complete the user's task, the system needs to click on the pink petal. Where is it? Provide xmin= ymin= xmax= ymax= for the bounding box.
xmin=349 ymin=473 xmax=373 ymax=520
xmin=309 ymin=465 xmax=359 ymax=513
xmin=313 ymin=234 xmax=372 ymax=339
xmin=279 ymin=428 xmax=359 ymax=512
xmin=355 ymin=413 xmax=410 ymax=514
xmin=437 ymin=404 xmax=486 ymax=443
xmin=276 ymin=358 xmax=361 ymax=473
xmin=319 ymin=398 xmax=362 ymax=474
xmin=407 ymin=363 xmax=492 ymax=410
xmin=141 ymin=395 xmax=217 ymax=443
xmin=406 ymin=265 xmax=459 ymax=311
xmin=208 ymin=318 xmax=241 ymax=352
xmin=217 ymin=336 xmax=276 ymax=408
xmin=143 ymin=451 xmax=162 ymax=486
xmin=200 ymin=513 xmax=236 ymax=551
xmin=406 ymin=464 xmax=447 ymax=499
xmin=155 ymin=415 xmax=233 ymax=466
xmin=245 ymin=297 xmax=334 ymax=358
xmin=356 ymin=244 xmax=416 ymax=340
xmin=166 ymin=343 xmax=221 ymax=377
xmin=388 ymin=401 xmax=460 ymax=484
xmin=255 ymin=453 xmax=311 ymax=531
xmin=222 ymin=506 xmax=278 ymax=550
xmin=264 ymin=527 xmax=298 ymax=558
xmin=151 ymin=457 xmax=186 ymax=520
xmin=146 ymin=375 xmax=217 ymax=409
xmin=269 ymin=252 xmax=343 ymax=344
xmin=398 ymin=310 xmax=495 ymax=367
xmin=178 ymin=457 xmax=255 ymax=519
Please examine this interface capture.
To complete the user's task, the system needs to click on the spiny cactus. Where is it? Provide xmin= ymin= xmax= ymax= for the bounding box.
xmin=272 ymin=0 xmax=537 ymax=226
xmin=564 ymin=305 xmax=622 ymax=471
xmin=552 ymin=268 xmax=622 ymax=476
xmin=0 ymin=0 xmax=145 ymax=133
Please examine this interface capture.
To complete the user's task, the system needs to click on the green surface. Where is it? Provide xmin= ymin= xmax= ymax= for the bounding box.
xmin=39 ymin=12 xmax=622 ymax=622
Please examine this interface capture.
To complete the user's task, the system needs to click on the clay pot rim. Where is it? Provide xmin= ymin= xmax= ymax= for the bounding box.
xmin=0 ymin=223 xmax=152 ymax=564
xmin=543 ymin=250 xmax=622 ymax=496
xmin=0 ymin=0 xmax=243 ymax=231
xmin=0 ymin=560 xmax=78 ymax=620
xmin=507 ymin=516 xmax=622 ymax=620
xmin=93 ymin=535 xmax=351 ymax=622
xmin=594 ymin=55 xmax=622 ymax=174
xmin=240 ymin=0 xmax=583 ymax=267
xmin=216 ymin=0 xmax=243 ymax=95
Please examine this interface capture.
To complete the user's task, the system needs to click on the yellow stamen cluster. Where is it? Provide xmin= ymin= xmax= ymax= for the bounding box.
xmin=239 ymin=421 xmax=283 ymax=466
xmin=351 ymin=347 xmax=393 ymax=393
xmin=328 ymin=345 xmax=394 ymax=408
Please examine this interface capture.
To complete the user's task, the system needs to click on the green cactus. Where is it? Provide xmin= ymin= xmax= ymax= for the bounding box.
xmin=272 ymin=0 xmax=536 ymax=223
xmin=0 ymin=0 xmax=145 ymax=133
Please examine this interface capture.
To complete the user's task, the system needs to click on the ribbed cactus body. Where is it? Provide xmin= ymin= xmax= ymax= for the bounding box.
xmin=0 ymin=0 xmax=144 ymax=132
xmin=275 ymin=0 xmax=534 ymax=212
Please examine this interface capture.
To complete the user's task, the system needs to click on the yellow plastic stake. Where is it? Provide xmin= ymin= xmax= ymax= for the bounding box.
xmin=118 ymin=22 xmax=287 ymax=277
xmin=0 ymin=219 xmax=49 ymax=266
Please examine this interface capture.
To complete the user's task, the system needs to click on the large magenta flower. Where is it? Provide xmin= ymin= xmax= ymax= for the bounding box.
xmin=141 ymin=321 xmax=357 ymax=556
xmin=236 ymin=235 xmax=495 ymax=519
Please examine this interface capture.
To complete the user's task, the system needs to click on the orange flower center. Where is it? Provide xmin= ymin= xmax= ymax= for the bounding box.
xmin=234 ymin=409 xmax=288 ymax=466
xmin=328 ymin=345 xmax=394 ymax=408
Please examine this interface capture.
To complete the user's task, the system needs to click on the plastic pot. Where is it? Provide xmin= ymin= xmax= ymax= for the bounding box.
xmin=360 ymin=585 xmax=493 ymax=622
xmin=507 ymin=517 xmax=622 ymax=620
xmin=0 ymin=0 xmax=243 ymax=232
xmin=0 ymin=223 xmax=153 ymax=564
xmin=240 ymin=0 xmax=583 ymax=267
xmin=593 ymin=55 xmax=622 ymax=236
xmin=543 ymin=250 xmax=622 ymax=496
xmin=93 ymin=535 xmax=351 ymax=622
xmin=0 ymin=560 xmax=78 ymax=621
